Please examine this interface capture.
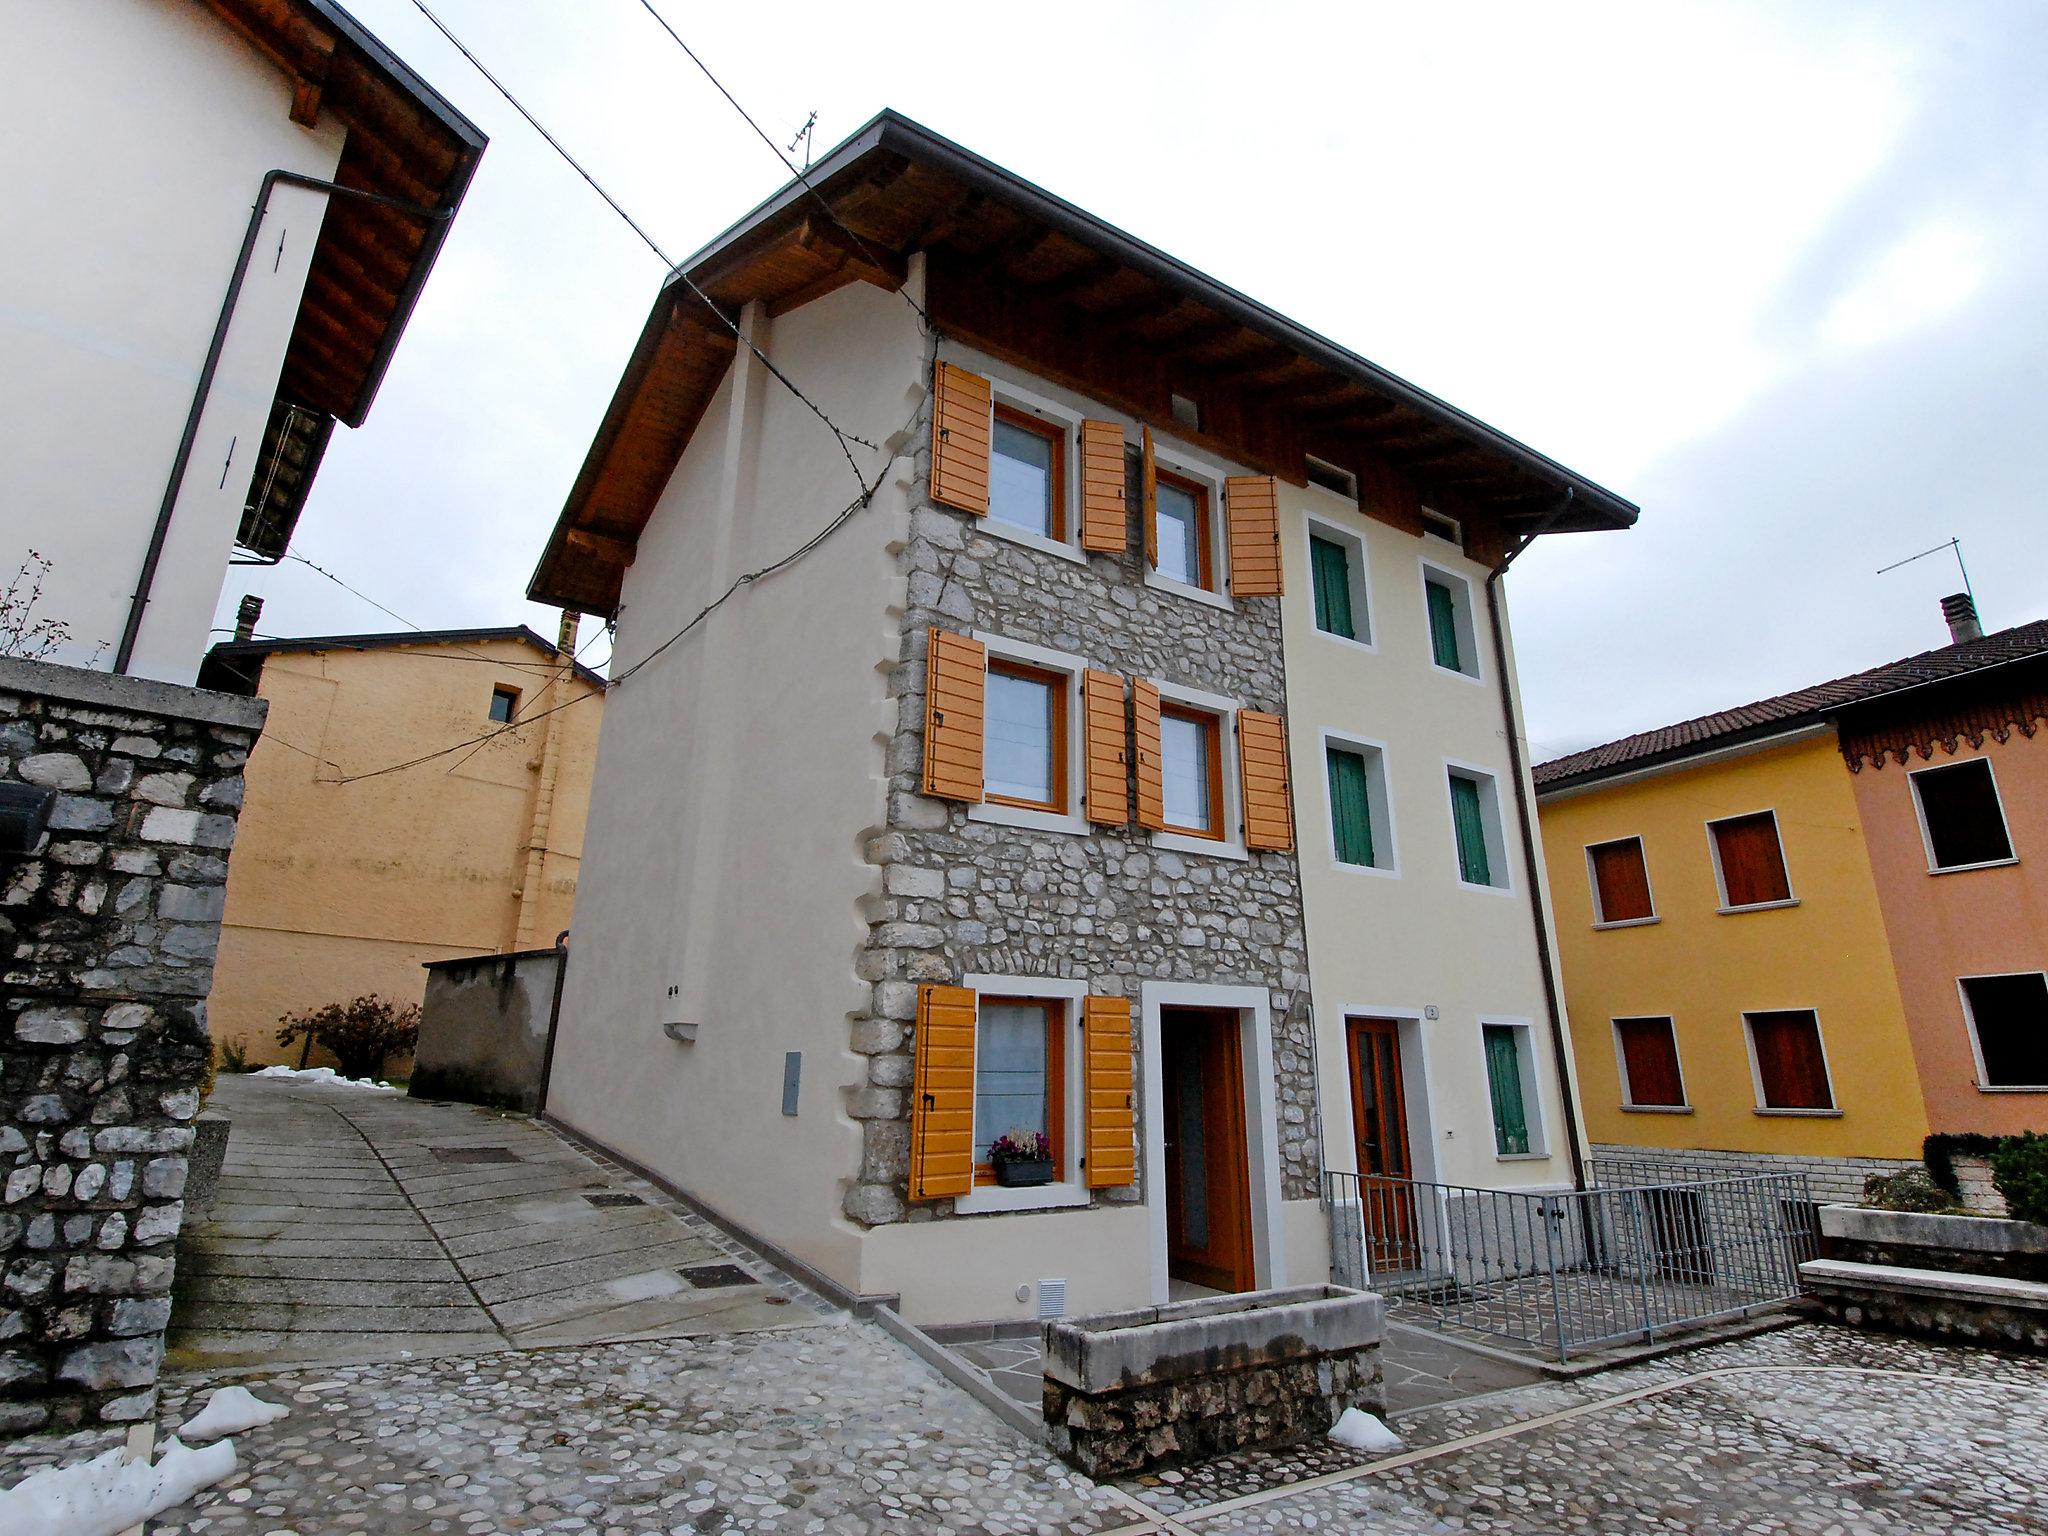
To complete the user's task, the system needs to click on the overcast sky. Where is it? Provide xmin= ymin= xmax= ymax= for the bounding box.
xmin=217 ymin=0 xmax=2048 ymax=760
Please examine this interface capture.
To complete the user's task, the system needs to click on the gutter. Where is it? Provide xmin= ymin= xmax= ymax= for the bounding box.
xmin=114 ymin=170 xmax=456 ymax=676
xmin=1485 ymin=491 xmax=1587 ymax=1192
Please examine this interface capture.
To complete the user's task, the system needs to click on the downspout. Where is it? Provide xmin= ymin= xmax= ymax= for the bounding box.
xmin=114 ymin=169 xmax=454 ymax=675
xmin=1484 ymin=489 xmax=1587 ymax=1191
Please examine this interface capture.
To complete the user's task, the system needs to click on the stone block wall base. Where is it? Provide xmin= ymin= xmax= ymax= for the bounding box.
xmin=1812 ymin=1289 xmax=2048 ymax=1355
xmin=1043 ymin=1346 xmax=1383 ymax=1479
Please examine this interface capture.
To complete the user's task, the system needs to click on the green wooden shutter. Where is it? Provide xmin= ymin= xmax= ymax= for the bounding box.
xmin=1450 ymin=774 xmax=1491 ymax=885
xmin=1484 ymin=1025 xmax=1530 ymax=1155
xmin=1426 ymin=580 xmax=1461 ymax=671
xmin=1310 ymin=536 xmax=1355 ymax=639
xmin=1327 ymin=747 xmax=1374 ymax=865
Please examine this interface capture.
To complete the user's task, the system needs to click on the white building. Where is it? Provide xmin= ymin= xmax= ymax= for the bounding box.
xmin=529 ymin=112 xmax=1636 ymax=1324
xmin=0 ymin=0 xmax=482 ymax=682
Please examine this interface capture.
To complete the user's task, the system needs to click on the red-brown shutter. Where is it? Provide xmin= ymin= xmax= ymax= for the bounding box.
xmin=1589 ymin=838 xmax=1654 ymax=923
xmin=1132 ymin=679 xmax=1166 ymax=830
xmin=1140 ymin=426 xmax=1159 ymax=567
xmin=1712 ymin=813 xmax=1790 ymax=907
xmin=1616 ymin=1016 xmax=1684 ymax=1107
xmin=1224 ymin=475 xmax=1284 ymax=596
xmin=1079 ymin=421 xmax=1128 ymax=553
xmin=910 ymin=984 xmax=978 ymax=1198
xmin=930 ymin=362 xmax=992 ymax=516
xmin=922 ymin=628 xmax=986 ymax=801
xmin=1748 ymin=1011 xmax=1833 ymax=1110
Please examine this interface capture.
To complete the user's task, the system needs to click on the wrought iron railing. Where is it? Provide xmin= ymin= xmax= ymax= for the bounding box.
xmin=1324 ymin=1168 xmax=1818 ymax=1361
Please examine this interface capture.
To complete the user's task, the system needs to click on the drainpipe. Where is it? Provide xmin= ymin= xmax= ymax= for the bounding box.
xmin=113 ymin=170 xmax=454 ymax=675
xmin=1484 ymin=490 xmax=1587 ymax=1192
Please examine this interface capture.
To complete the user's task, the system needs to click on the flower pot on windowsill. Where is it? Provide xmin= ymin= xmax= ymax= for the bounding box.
xmin=995 ymin=1157 xmax=1056 ymax=1188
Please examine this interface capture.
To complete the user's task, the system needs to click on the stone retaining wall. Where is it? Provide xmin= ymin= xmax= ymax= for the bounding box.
xmin=0 ymin=658 xmax=264 ymax=1429
xmin=1592 ymin=1143 xmax=1917 ymax=1207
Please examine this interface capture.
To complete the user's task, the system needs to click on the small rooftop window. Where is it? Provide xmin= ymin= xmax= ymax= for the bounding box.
xmin=1170 ymin=393 xmax=1201 ymax=433
xmin=489 ymin=686 xmax=519 ymax=724
xmin=1305 ymin=456 xmax=1357 ymax=500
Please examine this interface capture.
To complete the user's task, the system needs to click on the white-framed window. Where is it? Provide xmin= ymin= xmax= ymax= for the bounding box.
xmin=1958 ymin=972 xmax=2048 ymax=1091
xmin=1420 ymin=507 xmax=1462 ymax=547
xmin=1306 ymin=515 xmax=1372 ymax=649
xmin=1144 ymin=441 xmax=1232 ymax=611
xmin=1910 ymin=757 xmax=2017 ymax=873
xmin=1304 ymin=455 xmax=1358 ymax=501
xmin=968 ymin=631 xmax=1087 ymax=837
xmin=955 ymin=974 xmax=1090 ymax=1215
xmin=1322 ymin=730 xmax=1396 ymax=876
xmin=1445 ymin=761 xmax=1511 ymax=892
xmin=1612 ymin=1016 xmax=1689 ymax=1111
xmin=980 ymin=375 xmax=1086 ymax=565
xmin=1480 ymin=1019 xmax=1546 ymax=1157
xmin=1150 ymin=678 xmax=1248 ymax=862
xmin=1742 ymin=1008 xmax=1838 ymax=1114
xmin=1585 ymin=835 xmax=1657 ymax=927
xmin=1420 ymin=560 xmax=1481 ymax=681
xmin=1707 ymin=810 xmax=1796 ymax=912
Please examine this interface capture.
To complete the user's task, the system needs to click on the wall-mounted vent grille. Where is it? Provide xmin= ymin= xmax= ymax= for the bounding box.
xmin=1037 ymin=1278 xmax=1068 ymax=1320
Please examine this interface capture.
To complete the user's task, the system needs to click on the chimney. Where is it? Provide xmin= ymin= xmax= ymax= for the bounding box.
xmin=233 ymin=594 xmax=264 ymax=642
xmin=556 ymin=609 xmax=580 ymax=658
xmin=1942 ymin=593 xmax=1983 ymax=646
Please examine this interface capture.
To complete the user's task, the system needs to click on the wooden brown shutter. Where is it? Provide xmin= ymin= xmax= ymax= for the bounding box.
xmin=910 ymin=983 xmax=977 ymax=1199
xmin=1082 ymin=670 xmax=1130 ymax=825
xmin=1616 ymin=1017 xmax=1684 ymax=1107
xmin=1712 ymin=813 xmax=1790 ymax=907
xmin=1078 ymin=421 xmax=1128 ymax=553
xmin=1237 ymin=710 xmax=1294 ymax=851
xmin=1589 ymin=838 xmax=1654 ymax=923
xmin=1225 ymin=475 xmax=1284 ymax=596
xmin=1748 ymin=1011 xmax=1833 ymax=1110
xmin=1132 ymin=679 xmax=1166 ymax=830
xmin=930 ymin=362 xmax=992 ymax=516
xmin=1082 ymin=995 xmax=1136 ymax=1188
xmin=1140 ymin=426 xmax=1159 ymax=567
xmin=922 ymin=628 xmax=986 ymax=802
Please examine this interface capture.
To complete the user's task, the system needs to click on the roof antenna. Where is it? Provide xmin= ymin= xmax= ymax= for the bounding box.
xmin=787 ymin=110 xmax=817 ymax=171
xmin=1877 ymin=537 xmax=1983 ymax=642
xmin=1876 ymin=536 xmax=1976 ymax=607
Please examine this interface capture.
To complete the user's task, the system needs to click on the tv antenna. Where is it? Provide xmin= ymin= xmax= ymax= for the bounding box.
xmin=788 ymin=110 xmax=818 ymax=171
xmin=1876 ymin=536 xmax=1975 ymax=606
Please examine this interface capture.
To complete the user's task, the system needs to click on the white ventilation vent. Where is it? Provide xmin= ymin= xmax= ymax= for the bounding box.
xmin=1037 ymin=1279 xmax=1068 ymax=1320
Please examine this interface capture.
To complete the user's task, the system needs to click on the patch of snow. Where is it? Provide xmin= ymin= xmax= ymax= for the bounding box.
xmin=251 ymin=1065 xmax=394 ymax=1090
xmin=180 ymin=1385 xmax=289 ymax=1443
xmin=1327 ymin=1406 xmax=1403 ymax=1453
xmin=0 ymin=1436 xmax=236 ymax=1536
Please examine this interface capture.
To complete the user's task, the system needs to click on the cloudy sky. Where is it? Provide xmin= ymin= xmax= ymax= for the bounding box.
xmin=218 ymin=0 xmax=2048 ymax=759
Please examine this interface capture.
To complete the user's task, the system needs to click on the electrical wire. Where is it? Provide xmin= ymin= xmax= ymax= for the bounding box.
xmin=630 ymin=0 xmax=930 ymax=328
xmin=407 ymin=0 xmax=880 ymax=487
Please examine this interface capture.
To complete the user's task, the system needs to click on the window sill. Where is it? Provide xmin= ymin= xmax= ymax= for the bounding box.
xmin=1494 ymin=1151 xmax=1549 ymax=1162
xmin=1152 ymin=829 xmax=1248 ymax=863
xmin=1593 ymin=916 xmax=1660 ymax=931
xmin=1975 ymin=1084 xmax=2048 ymax=1094
xmin=970 ymin=801 xmax=1089 ymax=837
xmin=1620 ymin=1104 xmax=1694 ymax=1115
xmin=1429 ymin=662 xmax=1485 ymax=687
xmin=1314 ymin=627 xmax=1377 ymax=655
xmin=1142 ymin=568 xmax=1234 ymax=613
xmin=1753 ymin=1107 xmax=1842 ymax=1117
xmin=1930 ymin=856 xmax=2020 ymax=876
xmin=1332 ymin=856 xmax=1401 ymax=880
xmin=1456 ymin=877 xmax=1516 ymax=898
xmin=953 ymin=1181 xmax=1090 ymax=1215
xmin=1717 ymin=898 xmax=1800 ymax=915
xmin=977 ymin=516 xmax=1090 ymax=567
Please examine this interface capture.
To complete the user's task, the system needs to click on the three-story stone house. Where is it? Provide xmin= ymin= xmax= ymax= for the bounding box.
xmin=529 ymin=112 xmax=1637 ymax=1325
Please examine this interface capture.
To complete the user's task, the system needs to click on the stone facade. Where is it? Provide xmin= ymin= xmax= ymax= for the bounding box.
xmin=1592 ymin=1143 xmax=1919 ymax=1208
xmin=843 ymin=343 xmax=1316 ymax=1227
xmin=1802 ymin=1265 xmax=2048 ymax=1355
xmin=0 ymin=658 xmax=263 ymax=1429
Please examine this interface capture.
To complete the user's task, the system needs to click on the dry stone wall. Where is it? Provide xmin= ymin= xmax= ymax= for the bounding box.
xmin=844 ymin=352 xmax=1318 ymax=1228
xmin=0 ymin=658 xmax=263 ymax=1429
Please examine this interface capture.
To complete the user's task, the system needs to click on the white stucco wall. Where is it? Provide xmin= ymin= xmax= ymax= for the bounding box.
xmin=1279 ymin=485 xmax=1584 ymax=1191
xmin=545 ymin=276 xmax=926 ymax=1298
xmin=0 ymin=0 xmax=342 ymax=681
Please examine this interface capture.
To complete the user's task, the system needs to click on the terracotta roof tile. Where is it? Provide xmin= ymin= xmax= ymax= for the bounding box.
xmin=1534 ymin=618 xmax=2048 ymax=791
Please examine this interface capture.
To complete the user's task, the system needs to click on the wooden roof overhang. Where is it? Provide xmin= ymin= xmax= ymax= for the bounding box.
xmin=201 ymin=0 xmax=485 ymax=553
xmin=531 ymin=110 xmax=1636 ymax=615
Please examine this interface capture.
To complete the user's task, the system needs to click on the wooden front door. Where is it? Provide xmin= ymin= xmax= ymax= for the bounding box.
xmin=1347 ymin=1018 xmax=1419 ymax=1269
xmin=1162 ymin=1008 xmax=1256 ymax=1293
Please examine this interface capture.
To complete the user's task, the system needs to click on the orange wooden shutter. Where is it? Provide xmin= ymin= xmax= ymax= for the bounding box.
xmin=1082 ymin=670 xmax=1130 ymax=826
xmin=910 ymin=983 xmax=977 ymax=1199
xmin=1082 ymin=995 xmax=1136 ymax=1188
xmin=1237 ymin=709 xmax=1295 ymax=850
xmin=922 ymin=628 xmax=986 ymax=801
xmin=1225 ymin=475 xmax=1284 ymax=596
xmin=1078 ymin=420 xmax=1128 ymax=553
xmin=1132 ymin=679 xmax=1166 ymax=831
xmin=1140 ymin=426 xmax=1159 ymax=567
xmin=930 ymin=362 xmax=992 ymax=516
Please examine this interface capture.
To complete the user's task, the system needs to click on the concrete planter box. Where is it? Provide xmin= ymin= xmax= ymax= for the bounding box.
xmin=1042 ymin=1285 xmax=1384 ymax=1477
xmin=1820 ymin=1204 xmax=2048 ymax=1283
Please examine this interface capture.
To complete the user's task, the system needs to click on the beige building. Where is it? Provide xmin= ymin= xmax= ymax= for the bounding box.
xmin=197 ymin=623 xmax=603 ymax=1063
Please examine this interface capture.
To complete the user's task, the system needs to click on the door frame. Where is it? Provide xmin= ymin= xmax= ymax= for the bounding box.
xmin=1141 ymin=982 xmax=1286 ymax=1305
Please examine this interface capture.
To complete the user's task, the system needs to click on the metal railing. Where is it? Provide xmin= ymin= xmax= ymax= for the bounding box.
xmin=1325 ymin=1168 xmax=1818 ymax=1362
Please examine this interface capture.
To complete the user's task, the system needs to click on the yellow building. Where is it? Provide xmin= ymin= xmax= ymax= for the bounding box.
xmin=197 ymin=621 xmax=604 ymax=1065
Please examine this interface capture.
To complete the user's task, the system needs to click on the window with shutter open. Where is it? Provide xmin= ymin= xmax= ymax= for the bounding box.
xmin=1238 ymin=710 xmax=1294 ymax=851
xmin=910 ymin=983 xmax=978 ymax=1198
xmin=1225 ymin=475 xmax=1283 ymax=596
xmin=1711 ymin=812 xmax=1792 ymax=909
xmin=1082 ymin=994 xmax=1136 ymax=1188
xmin=1961 ymin=973 xmax=2048 ymax=1088
xmin=1588 ymin=837 xmax=1655 ymax=924
xmin=1615 ymin=1016 xmax=1685 ymax=1107
xmin=1912 ymin=759 xmax=2015 ymax=870
xmin=1082 ymin=670 xmax=1129 ymax=825
xmin=931 ymin=362 xmax=992 ymax=516
xmin=1078 ymin=420 xmax=1128 ymax=552
xmin=923 ymin=628 xmax=987 ymax=802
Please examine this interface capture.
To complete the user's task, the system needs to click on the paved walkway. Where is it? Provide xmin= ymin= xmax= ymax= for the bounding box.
xmin=170 ymin=1076 xmax=833 ymax=1368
